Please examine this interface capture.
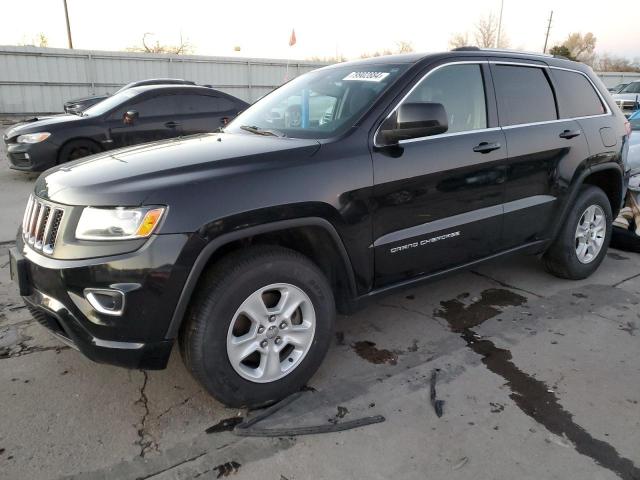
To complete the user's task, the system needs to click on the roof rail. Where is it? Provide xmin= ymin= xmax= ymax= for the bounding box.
xmin=450 ymin=46 xmax=553 ymax=58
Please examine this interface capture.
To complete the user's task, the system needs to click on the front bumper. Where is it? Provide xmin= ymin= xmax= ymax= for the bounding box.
xmin=10 ymin=232 xmax=196 ymax=369
xmin=5 ymin=140 xmax=58 ymax=171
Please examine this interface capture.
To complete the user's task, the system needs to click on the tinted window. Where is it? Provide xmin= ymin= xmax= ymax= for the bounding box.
xmin=177 ymin=94 xmax=237 ymax=114
xmin=405 ymin=64 xmax=487 ymax=134
xmin=553 ymin=69 xmax=605 ymax=118
xmin=493 ymin=65 xmax=557 ymax=126
xmin=132 ymin=94 xmax=179 ymax=117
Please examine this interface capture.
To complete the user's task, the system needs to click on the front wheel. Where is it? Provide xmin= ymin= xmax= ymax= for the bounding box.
xmin=543 ymin=185 xmax=612 ymax=279
xmin=179 ymin=246 xmax=335 ymax=408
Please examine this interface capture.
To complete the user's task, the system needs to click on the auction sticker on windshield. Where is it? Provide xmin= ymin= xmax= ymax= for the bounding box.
xmin=343 ymin=72 xmax=390 ymax=82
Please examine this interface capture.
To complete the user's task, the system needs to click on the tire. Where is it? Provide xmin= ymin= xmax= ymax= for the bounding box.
xmin=58 ymin=139 xmax=101 ymax=164
xmin=179 ymin=246 xmax=335 ymax=408
xmin=543 ymin=185 xmax=612 ymax=279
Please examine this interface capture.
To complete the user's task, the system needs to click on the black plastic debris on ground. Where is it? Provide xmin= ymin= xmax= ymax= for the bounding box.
xmin=430 ymin=369 xmax=444 ymax=418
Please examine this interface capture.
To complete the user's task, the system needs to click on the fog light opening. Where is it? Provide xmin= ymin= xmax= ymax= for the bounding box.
xmin=84 ymin=288 xmax=125 ymax=316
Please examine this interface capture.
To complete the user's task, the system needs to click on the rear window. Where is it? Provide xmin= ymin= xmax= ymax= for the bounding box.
xmin=620 ymin=82 xmax=640 ymax=94
xmin=552 ymin=69 xmax=605 ymax=118
xmin=492 ymin=65 xmax=557 ymax=126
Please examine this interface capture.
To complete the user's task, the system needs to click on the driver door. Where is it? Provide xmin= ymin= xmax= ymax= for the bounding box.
xmin=371 ymin=61 xmax=508 ymax=286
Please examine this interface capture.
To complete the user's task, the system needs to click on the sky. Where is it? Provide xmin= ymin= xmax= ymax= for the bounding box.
xmin=0 ymin=0 xmax=638 ymax=61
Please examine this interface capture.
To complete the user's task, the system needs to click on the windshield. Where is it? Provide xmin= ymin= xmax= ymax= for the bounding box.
xmin=620 ymin=82 xmax=640 ymax=94
xmin=83 ymin=89 xmax=138 ymax=116
xmin=225 ymin=63 xmax=409 ymax=139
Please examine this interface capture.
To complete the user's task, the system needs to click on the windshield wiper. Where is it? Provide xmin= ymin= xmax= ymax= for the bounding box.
xmin=240 ymin=125 xmax=285 ymax=137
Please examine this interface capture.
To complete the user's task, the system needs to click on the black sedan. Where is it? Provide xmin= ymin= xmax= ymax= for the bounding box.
xmin=63 ymin=78 xmax=197 ymax=114
xmin=4 ymin=85 xmax=249 ymax=172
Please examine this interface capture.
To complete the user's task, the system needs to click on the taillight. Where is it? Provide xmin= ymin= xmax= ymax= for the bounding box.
xmin=625 ymin=120 xmax=632 ymax=137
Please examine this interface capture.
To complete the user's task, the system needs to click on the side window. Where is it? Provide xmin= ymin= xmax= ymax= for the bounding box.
xmin=130 ymin=94 xmax=179 ymax=117
xmin=492 ymin=65 xmax=557 ymax=126
xmin=176 ymin=94 xmax=237 ymax=114
xmin=405 ymin=64 xmax=487 ymax=134
xmin=552 ymin=69 xmax=606 ymax=118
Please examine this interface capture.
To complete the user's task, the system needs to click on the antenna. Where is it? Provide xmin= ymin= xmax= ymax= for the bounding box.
xmin=543 ymin=10 xmax=553 ymax=54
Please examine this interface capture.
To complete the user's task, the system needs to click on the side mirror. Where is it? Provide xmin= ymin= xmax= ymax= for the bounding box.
xmin=379 ymin=102 xmax=448 ymax=144
xmin=123 ymin=110 xmax=139 ymax=125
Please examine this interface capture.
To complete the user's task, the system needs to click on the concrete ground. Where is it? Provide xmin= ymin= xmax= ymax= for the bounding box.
xmin=0 ymin=122 xmax=639 ymax=480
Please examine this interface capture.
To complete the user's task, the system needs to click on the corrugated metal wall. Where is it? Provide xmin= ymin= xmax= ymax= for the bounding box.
xmin=596 ymin=71 xmax=640 ymax=88
xmin=0 ymin=46 xmax=328 ymax=114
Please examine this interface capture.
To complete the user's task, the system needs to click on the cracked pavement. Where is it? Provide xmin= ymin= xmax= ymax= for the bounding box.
xmin=1 ymin=123 xmax=639 ymax=479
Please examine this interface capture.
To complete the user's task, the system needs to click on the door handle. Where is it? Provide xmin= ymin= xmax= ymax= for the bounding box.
xmin=164 ymin=121 xmax=180 ymax=128
xmin=473 ymin=142 xmax=502 ymax=154
xmin=559 ymin=129 xmax=581 ymax=139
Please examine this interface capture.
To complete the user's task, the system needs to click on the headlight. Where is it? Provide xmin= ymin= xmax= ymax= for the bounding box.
xmin=17 ymin=132 xmax=51 ymax=144
xmin=75 ymin=206 xmax=165 ymax=241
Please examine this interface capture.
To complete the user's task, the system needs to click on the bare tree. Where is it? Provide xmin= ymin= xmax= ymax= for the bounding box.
xmin=596 ymin=54 xmax=640 ymax=73
xmin=128 ymin=33 xmax=194 ymax=55
xmin=448 ymin=33 xmax=470 ymax=49
xmin=474 ymin=14 xmax=498 ymax=48
xmin=563 ymin=32 xmax=596 ymax=65
xmin=19 ymin=32 xmax=50 ymax=48
xmin=395 ymin=41 xmax=414 ymax=53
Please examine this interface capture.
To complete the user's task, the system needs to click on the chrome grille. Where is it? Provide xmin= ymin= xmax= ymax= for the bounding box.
xmin=22 ymin=195 xmax=65 ymax=255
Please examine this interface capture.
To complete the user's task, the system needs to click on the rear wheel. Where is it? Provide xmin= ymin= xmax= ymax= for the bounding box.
xmin=543 ymin=185 xmax=612 ymax=279
xmin=58 ymin=139 xmax=101 ymax=164
xmin=180 ymin=246 xmax=335 ymax=408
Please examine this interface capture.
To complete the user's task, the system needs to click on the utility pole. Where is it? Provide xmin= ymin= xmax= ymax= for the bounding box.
xmin=63 ymin=0 xmax=73 ymax=49
xmin=496 ymin=0 xmax=504 ymax=48
xmin=543 ymin=10 xmax=553 ymax=53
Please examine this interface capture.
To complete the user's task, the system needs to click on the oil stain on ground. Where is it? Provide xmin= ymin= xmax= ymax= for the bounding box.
xmin=435 ymin=288 xmax=527 ymax=332
xmin=435 ymin=288 xmax=640 ymax=480
xmin=352 ymin=341 xmax=398 ymax=365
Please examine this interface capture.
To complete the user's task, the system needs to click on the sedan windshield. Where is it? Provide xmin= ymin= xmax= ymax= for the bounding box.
xmin=83 ymin=89 xmax=138 ymax=116
xmin=225 ymin=63 xmax=409 ymax=139
xmin=620 ymin=82 xmax=640 ymax=94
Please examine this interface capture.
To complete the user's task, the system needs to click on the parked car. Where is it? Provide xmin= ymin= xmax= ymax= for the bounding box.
xmin=612 ymin=81 xmax=640 ymax=116
xmin=608 ymin=82 xmax=629 ymax=94
xmin=627 ymin=110 xmax=640 ymax=169
xmin=63 ymin=78 xmax=197 ymax=114
xmin=3 ymin=85 xmax=249 ymax=171
xmin=10 ymin=49 xmax=628 ymax=407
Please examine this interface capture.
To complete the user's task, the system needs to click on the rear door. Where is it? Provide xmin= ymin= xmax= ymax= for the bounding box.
xmin=372 ymin=61 xmax=508 ymax=286
xmin=490 ymin=61 xmax=591 ymax=249
xmin=175 ymin=93 xmax=243 ymax=135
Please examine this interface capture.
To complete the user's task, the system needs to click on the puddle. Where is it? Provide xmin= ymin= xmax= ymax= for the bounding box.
xmin=352 ymin=341 xmax=398 ymax=365
xmin=435 ymin=288 xmax=640 ymax=480
xmin=435 ymin=288 xmax=527 ymax=332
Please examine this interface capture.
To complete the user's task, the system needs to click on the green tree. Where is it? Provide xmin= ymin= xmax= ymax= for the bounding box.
xmin=549 ymin=45 xmax=575 ymax=61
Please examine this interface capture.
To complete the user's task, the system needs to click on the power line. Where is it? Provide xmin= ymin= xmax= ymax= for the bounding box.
xmin=543 ymin=10 xmax=553 ymax=54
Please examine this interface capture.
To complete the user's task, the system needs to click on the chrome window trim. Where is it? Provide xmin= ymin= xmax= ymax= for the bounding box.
xmin=373 ymin=60 xmax=490 ymax=147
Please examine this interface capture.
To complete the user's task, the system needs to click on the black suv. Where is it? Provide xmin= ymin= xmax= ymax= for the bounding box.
xmin=3 ymin=85 xmax=248 ymax=171
xmin=9 ymin=50 xmax=629 ymax=407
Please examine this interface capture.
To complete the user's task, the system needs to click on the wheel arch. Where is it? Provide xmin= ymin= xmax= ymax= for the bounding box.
xmin=165 ymin=217 xmax=358 ymax=339
xmin=550 ymin=162 xmax=624 ymax=244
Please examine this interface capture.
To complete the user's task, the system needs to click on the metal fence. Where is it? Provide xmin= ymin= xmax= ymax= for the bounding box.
xmin=0 ymin=46 xmax=328 ymax=114
xmin=2 ymin=45 xmax=640 ymax=114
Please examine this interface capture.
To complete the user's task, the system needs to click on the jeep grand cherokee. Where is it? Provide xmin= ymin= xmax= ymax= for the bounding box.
xmin=10 ymin=49 xmax=629 ymax=407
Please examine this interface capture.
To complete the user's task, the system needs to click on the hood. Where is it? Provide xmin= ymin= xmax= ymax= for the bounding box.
xmin=35 ymin=132 xmax=321 ymax=206
xmin=5 ymin=114 xmax=84 ymax=139
xmin=65 ymin=94 xmax=108 ymax=105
